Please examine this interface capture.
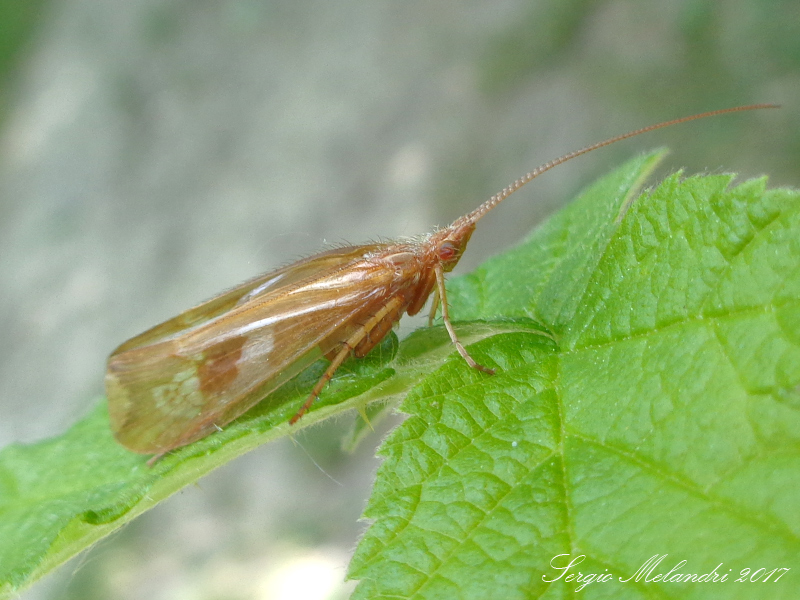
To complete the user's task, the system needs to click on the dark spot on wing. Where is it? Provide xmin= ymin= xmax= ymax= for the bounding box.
xmin=197 ymin=336 xmax=246 ymax=395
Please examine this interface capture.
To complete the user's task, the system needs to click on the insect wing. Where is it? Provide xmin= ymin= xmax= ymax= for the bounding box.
xmin=107 ymin=244 xmax=394 ymax=454
xmin=111 ymin=245 xmax=383 ymax=354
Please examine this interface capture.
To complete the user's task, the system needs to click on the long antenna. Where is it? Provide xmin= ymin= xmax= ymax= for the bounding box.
xmin=464 ymin=103 xmax=779 ymax=225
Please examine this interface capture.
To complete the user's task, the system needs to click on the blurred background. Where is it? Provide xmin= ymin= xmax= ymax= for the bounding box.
xmin=0 ymin=1 xmax=797 ymax=599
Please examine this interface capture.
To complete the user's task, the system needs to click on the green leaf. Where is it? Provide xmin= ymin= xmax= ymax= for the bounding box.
xmin=0 ymin=328 xmax=399 ymax=597
xmin=348 ymin=153 xmax=800 ymax=599
xmin=2 ymin=152 xmax=798 ymax=600
xmin=0 ymin=301 xmax=544 ymax=597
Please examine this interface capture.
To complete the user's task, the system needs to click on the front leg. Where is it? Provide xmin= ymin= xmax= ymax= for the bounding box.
xmin=434 ymin=264 xmax=495 ymax=375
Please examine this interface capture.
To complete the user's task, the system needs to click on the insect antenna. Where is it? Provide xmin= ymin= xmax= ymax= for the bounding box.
xmin=463 ymin=103 xmax=779 ymax=225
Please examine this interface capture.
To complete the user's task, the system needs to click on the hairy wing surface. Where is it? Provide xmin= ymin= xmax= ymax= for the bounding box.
xmin=111 ymin=245 xmax=385 ymax=354
xmin=107 ymin=246 xmax=403 ymax=453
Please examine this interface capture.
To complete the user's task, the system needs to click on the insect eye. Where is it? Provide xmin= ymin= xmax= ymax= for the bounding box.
xmin=438 ymin=241 xmax=458 ymax=261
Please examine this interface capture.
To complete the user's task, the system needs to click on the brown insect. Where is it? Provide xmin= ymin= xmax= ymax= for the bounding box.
xmin=106 ymin=104 xmax=776 ymax=458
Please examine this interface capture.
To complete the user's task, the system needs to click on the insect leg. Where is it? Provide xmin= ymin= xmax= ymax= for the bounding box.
xmin=434 ymin=264 xmax=495 ymax=375
xmin=289 ymin=295 xmax=406 ymax=424
xmin=427 ymin=288 xmax=440 ymax=327
xmin=353 ymin=300 xmax=405 ymax=357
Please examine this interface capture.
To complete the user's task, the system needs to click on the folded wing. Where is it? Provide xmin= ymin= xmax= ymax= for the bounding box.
xmin=107 ymin=244 xmax=399 ymax=454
